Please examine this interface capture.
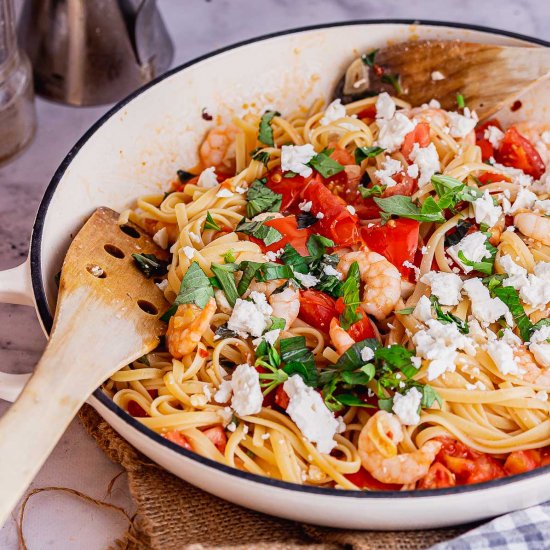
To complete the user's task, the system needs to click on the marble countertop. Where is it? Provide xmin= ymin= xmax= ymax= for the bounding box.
xmin=1 ymin=0 xmax=550 ymax=547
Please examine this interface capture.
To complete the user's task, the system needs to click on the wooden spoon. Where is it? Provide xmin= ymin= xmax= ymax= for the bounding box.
xmin=0 ymin=207 xmax=168 ymax=525
xmin=334 ymin=40 xmax=550 ymax=120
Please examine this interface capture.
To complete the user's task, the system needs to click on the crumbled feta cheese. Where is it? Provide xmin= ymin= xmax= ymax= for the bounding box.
xmin=412 ymin=319 xmax=475 ymax=380
xmin=323 ymin=264 xmax=342 ymax=279
xmin=294 ymin=271 xmax=320 ymax=288
xmin=462 ymin=278 xmax=513 ymax=327
xmin=214 ymin=380 xmax=233 ymax=404
xmin=360 ymin=347 xmax=374 ymax=362
xmin=403 ymin=260 xmax=420 ymax=281
xmin=283 ymin=374 xmax=341 ymax=454
xmin=316 ymin=212 xmax=325 ymax=219
xmin=446 ymin=109 xmax=478 ymax=138
xmin=264 ymin=248 xmax=284 ymax=262
xmin=428 ymin=99 xmax=441 ymax=109
xmin=346 ymin=205 xmax=356 ymax=215
xmin=530 ymin=325 xmax=550 ymax=344
xmin=376 ymin=113 xmax=416 ymax=152
xmin=407 ymin=164 xmax=419 ymax=179
xmin=487 ymin=339 xmax=520 ymax=375
xmin=421 ymin=245 xmax=428 ymax=254
xmin=197 ymin=167 xmax=218 ymax=188
xmin=420 ymin=271 xmax=463 ymax=306
xmin=203 ymin=384 xmax=212 ymax=401
xmin=261 ymin=432 xmax=271 ymax=440
xmin=280 ymin=144 xmax=316 ymax=177
xmin=252 ymin=328 xmax=281 ymax=349
xmin=182 ymin=246 xmax=195 ymax=260
xmin=90 ymin=265 xmax=104 ymax=277
xmin=375 ymin=92 xmax=396 ymax=120
xmin=249 ymin=291 xmax=273 ymax=316
xmin=484 ymin=125 xmax=505 ymax=149
xmin=374 ymin=156 xmax=403 ymax=187
xmin=251 ymin=212 xmax=283 ymax=223
xmin=530 ymin=342 xmax=550 ymax=368
xmin=156 ymin=279 xmax=168 ymax=292
xmin=235 ymin=185 xmax=247 ymax=194
xmin=153 ymin=227 xmax=168 ymax=249
xmin=320 ymin=99 xmax=347 ymax=126
xmin=216 ymin=188 xmax=234 ymax=198
xmin=189 ymin=231 xmax=201 ymax=243
xmin=447 ymin=231 xmax=491 ymax=273
xmin=299 ymin=200 xmax=313 ymax=212
xmin=392 ymin=387 xmax=422 ymax=425
xmin=409 ymin=143 xmax=440 ymax=187
xmin=472 ymin=191 xmax=502 ymax=228
xmin=533 ymin=169 xmax=550 ymax=194
xmin=229 ymin=363 xmax=264 ymax=416
xmin=508 ymin=187 xmax=537 ymax=214
xmin=227 ymin=297 xmax=270 ymax=338
xmin=216 ymin=406 xmax=233 ymax=425
xmin=535 ymin=199 xmax=550 ymax=215
xmin=431 ymin=70 xmax=445 ymax=81
xmin=413 ymin=295 xmax=434 ymax=323
xmin=227 ymin=422 xmax=237 ymax=432
xmin=501 ymin=256 xmax=550 ymax=311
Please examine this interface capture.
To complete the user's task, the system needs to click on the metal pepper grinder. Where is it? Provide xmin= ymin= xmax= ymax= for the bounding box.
xmin=17 ymin=0 xmax=174 ymax=106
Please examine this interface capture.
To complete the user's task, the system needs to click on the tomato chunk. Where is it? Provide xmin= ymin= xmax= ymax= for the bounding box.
xmin=347 ymin=315 xmax=377 ymax=342
xmin=345 ymin=467 xmax=401 ymax=491
xmin=164 ymin=430 xmax=193 ymax=450
xmin=494 ymin=127 xmax=545 ymax=179
xmin=401 ymin=122 xmax=431 ymax=159
xmin=265 ymin=168 xmax=312 ymax=212
xmin=127 ymin=401 xmax=147 ymax=418
xmin=203 ymin=426 xmax=227 ymax=453
xmin=504 ymin=450 xmax=541 ymax=475
xmin=475 ymin=119 xmax=503 ymax=162
xmin=361 ymin=219 xmax=420 ymax=279
xmin=299 ymin=290 xmax=337 ymax=332
xmin=301 ymin=180 xmax=360 ymax=246
xmin=274 ymin=385 xmax=290 ymax=410
xmin=418 ymin=463 xmax=456 ymax=489
xmin=381 ymin=172 xmax=416 ymax=198
xmin=252 ymin=215 xmax=312 ymax=256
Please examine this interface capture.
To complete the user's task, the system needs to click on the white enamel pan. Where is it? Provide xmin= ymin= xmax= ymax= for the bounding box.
xmin=1 ymin=21 xmax=550 ymax=530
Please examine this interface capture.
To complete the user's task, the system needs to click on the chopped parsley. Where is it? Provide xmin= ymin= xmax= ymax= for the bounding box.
xmin=355 ymin=146 xmax=384 ymax=165
xmin=204 ymin=211 xmax=221 ymax=231
xmin=258 ymin=110 xmax=280 ymax=147
xmin=374 ymin=195 xmax=445 ymax=224
xmin=246 ymin=178 xmax=282 ymax=218
xmin=235 ymin=218 xmax=283 ymax=246
xmin=308 ymin=149 xmax=345 ymax=178
xmin=339 ymin=261 xmax=363 ymax=330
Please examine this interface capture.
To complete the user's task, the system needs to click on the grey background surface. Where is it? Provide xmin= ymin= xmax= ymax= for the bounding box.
xmin=1 ymin=1 xmax=549 ymax=547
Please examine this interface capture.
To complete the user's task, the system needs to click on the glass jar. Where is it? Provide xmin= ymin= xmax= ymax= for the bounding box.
xmin=0 ymin=0 xmax=35 ymax=165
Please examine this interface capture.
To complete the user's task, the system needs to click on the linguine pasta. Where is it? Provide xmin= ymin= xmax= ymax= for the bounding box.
xmin=102 ymin=75 xmax=550 ymax=491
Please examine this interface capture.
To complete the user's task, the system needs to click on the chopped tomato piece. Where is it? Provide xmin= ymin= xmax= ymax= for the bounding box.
xmin=164 ymin=430 xmax=193 ymax=450
xmin=203 ymin=426 xmax=227 ymax=453
xmin=328 ymin=143 xmax=355 ymax=166
xmin=275 ymin=385 xmax=290 ymax=410
xmin=361 ymin=218 xmax=420 ymax=280
xmin=477 ymin=172 xmax=509 ymax=185
xmin=301 ymin=180 xmax=360 ymax=246
xmin=401 ymin=122 xmax=431 ymax=159
xmin=347 ymin=315 xmax=377 ymax=342
xmin=475 ymin=120 xmax=503 ymax=162
xmin=466 ymin=455 xmax=505 ymax=484
xmin=494 ymin=127 xmax=545 ymax=179
xmin=357 ymin=104 xmax=377 ymax=120
xmin=265 ymin=168 xmax=312 ymax=212
xmin=127 ymin=401 xmax=147 ymax=418
xmin=345 ymin=467 xmax=401 ymax=491
xmin=504 ymin=450 xmax=541 ymax=475
xmin=299 ymin=290 xmax=337 ymax=332
xmin=381 ymin=172 xmax=416 ymax=197
xmin=252 ymin=215 xmax=312 ymax=256
xmin=418 ymin=463 xmax=456 ymax=489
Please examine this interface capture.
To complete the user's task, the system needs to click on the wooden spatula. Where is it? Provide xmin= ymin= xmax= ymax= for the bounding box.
xmin=334 ymin=40 xmax=550 ymax=120
xmin=0 ymin=207 xmax=168 ymax=525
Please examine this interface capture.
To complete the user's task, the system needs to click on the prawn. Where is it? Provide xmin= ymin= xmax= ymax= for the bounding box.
xmin=329 ymin=318 xmax=355 ymax=355
xmin=358 ymin=411 xmax=441 ymax=485
xmin=514 ymin=213 xmax=550 ymax=246
xmin=269 ymin=286 xmax=300 ymax=330
xmin=514 ymin=345 xmax=550 ymax=384
xmin=166 ymin=297 xmax=216 ymax=359
xmin=199 ymin=125 xmax=240 ymax=171
xmin=337 ymin=248 xmax=401 ymax=320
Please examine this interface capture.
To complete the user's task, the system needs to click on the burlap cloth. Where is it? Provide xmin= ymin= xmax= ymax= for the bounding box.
xmin=78 ymin=404 xmax=473 ymax=550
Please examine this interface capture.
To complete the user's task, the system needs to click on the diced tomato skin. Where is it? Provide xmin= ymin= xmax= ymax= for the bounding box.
xmin=301 ymin=180 xmax=361 ymax=246
xmin=127 ymin=401 xmax=147 ymax=418
xmin=401 ymin=122 xmax=431 ymax=159
xmin=147 ymin=389 xmax=159 ymax=399
xmin=494 ymin=127 xmax=546 ymax=179
xmin=477 ymin=172 xmax=509 ymax=185
xmin=347 ymin=316 xmax=377 ymax=342
xmin=418 ymin=463 xmax=456 ymax=489
xmin=274 ymin=385 xmax=290 ymax=410
xmin=475 ymin=120 xmax=502 ymax=162
xmin=345 ymin=467 xmax=401 ymax=491
xmin=203 ymin=426 xmax=227 ymax=453
xmin=361 ymin=219 xmax=420 ymax=279
xmin=381 ymin=172 xmax=417 ymax=198
xmin=335 ymin=297 xmax=345 ymax=314
xmin=465 ymin=456 xmax=505 ymax=485
xmin=329 ymin=143 xmax=355 ymax=166
xmin=164 ymin=430 xmax=193 ymax=450
xmin=299 ymin=290 xmax=337 ymax=332
xmin=504 ymin=450 xmax=541 ymax=475
xmin=265 ymin=168 xmax=312 ymax=212
xmin=251 ymin=215 xmax=312 ymax=256
xmin=357 ymin=105 xmax=377 ymax=120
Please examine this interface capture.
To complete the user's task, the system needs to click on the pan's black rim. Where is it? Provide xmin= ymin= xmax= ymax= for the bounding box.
xmin=29 ymin=19 xmax=550 ymax=500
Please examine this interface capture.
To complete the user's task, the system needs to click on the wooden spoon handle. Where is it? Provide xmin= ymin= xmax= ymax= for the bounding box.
xmin=0 ymin=344 xmax=101 ymax=526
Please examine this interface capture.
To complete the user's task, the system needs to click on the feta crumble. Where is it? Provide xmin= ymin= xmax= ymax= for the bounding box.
xmin=409 ymin=143 xmax=440 ymax=187
xmin=197 ymin=167 xmax=218 ymax=188
xmin=376 ymin=113 xmax=416 ymax=152
xmin=280 ymin=144 xmax=316 ymax=177
xmin=156 ymin=279 xmax=168 ymax=292
xmin=535 ymin=199 xmax=550 ymax=215
xmin=360 ymin=347 xmax=374 ymax=362
xmin=299 ymin=200 xmax=313 ymax=212
xmin=462 ymin=278 xmax=513 ymax=327
xmin=153 ymin=227 xmax=168 ymax=249
xmin=252 ymin=328 xmax=281 ymax=349
xmin=216 ymin=188 xmax=234 ymax=198
xmin=403 ymin=260 xmax=421 ymax=281
xmin=420 ymin=271 xmax=463 ymax=306
xmin=283 ymin=374 xmax=341 ymax=454
xmin=431 ymin=70 xmax=445 ymax=81
xmin=227 ymin=297 xmax=271 ymax=338
xmin=446 ymin=108 xmax=478 ymax=138
xmin=447 ymin=231 xmax=491 ymax=273
xmin=392 ymin=387 xmax=422 ymax=425
xmin=487 ymin=339 xmax=520 ymax=376
xmin=323 ymin=264 xmax=342 ymax=279
xmin=472 ymin=191 xmax=502 ymax=228
xmin=484 ymin=126 xmax=505 ymax=148
xmin=265 ymin=248 xmax=285 ymax=262
xmin=413 ymin=295 xmax=434 ymax=323
xmin=294 ymin=271 xmax=320 ymax=288
xmin=500 ymin=256 xmax=550 ymax=311
xmin=182 ymin=246 xmax=195 ymax=260
xmin=374 ymin=156 xmax=403 ymax=187
xmin=407 ymin=164 xmax=419 ymax=179
xmin=375 ymin=92 xmax=396 ymax=121
xmin=508 ymin=187 xmax=537 ymax=214
xmin=229 ymin=364 xmax=264 ymax=416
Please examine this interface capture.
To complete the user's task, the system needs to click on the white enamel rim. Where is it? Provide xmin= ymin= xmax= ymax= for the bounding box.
xmin=3 ymin=19 xmax=550 ymax=529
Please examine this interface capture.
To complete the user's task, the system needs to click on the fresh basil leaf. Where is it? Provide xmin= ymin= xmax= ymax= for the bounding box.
xmin=136 ymin=354 xmax=150 ymax=366
xmin=309 ymin=150 xmax=345 ymax=179
xmin=492 ymin=286 xmax=532 ymax=341
xmin=296 ymin=212 xmax=319 ymax=229
xmin=204 ymin=211 xmax=221 ymax=231
xmin=341 ymin=364 xmax=375 ymax=385
xmin=381 ymin=73 xmax=402 ymax=94
xmin=420 ymin=384 xmax=442 ymax=409
xmin=457 ymin=239 xmax=497 ymax=275
xmin=236 ymin=218 xmax=283 ymax=246
xmin=280 ymin=243 xmax=309 ymax=274
xmin=483 ymin=273 xmax=507 ymax=292
xmin=339 ymin=261 xmax=363 ymax=330
xmin=377 ymin=397 xmax=394 ymax=412
xmin=445 ymin=220 xmax=472 ymax=247
xmin=161 ymin=262 xmax=214 ymax=321
xmin=280 ymin=336 xmax=312 ymax=364
xmin=335 ymin=339 xmax=380 ymax=371
xmin=269 ymin=316 xmax=286 ymax=331
xmin=284 ymin=171 xmax=297 ymax=178
xmin=306 ymin=234 xmax=335 ymax=258
xmin=396 ymin=307 xmax=414 ymax=315
xmin=258 ymin=110 xmax=280 ymax=146
xmin=283 ymin=361 xmax=318 ymax=387
xmin=236 ymin=261 xmax=294 ymax=295
xmin=375 ymin=345 xmax=417 ymax=379
xmin=251 ymin=149 xmax=271 ymax=166
xmin=359 ymin=184 xmax=386 ymax=199
xmin=456 ymin=93 xmax=466 ymax=109
xmin=334 ymin=393 xmax=375 ymax=408
xmin=211 ymin=263 xmax=239 ymax=307
xmin=429 ymin=296 xmax=469 ymax=334
xmin=177 ymin=170 xmax=196 ymax=184
xmin=361 ymin=49 xmax=379 ymax=67
xmin=355 ymin=146 xmax=384 ymax=165
xmin=431 ymin=174 xmax=483 ymax=209
xmin=132 ymin=253 xmax=169 ymax=278
xmin=374 ymin=195 xmax=445 ymax=223
xmin=246 ymin=178 xmax=282 ymax=218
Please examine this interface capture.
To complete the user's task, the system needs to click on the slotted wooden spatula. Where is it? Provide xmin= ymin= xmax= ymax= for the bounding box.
xmin=334 ymin=40 xmax=550 ymax=120
xmin=0 ymin=207 xmax=168 ymax=525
